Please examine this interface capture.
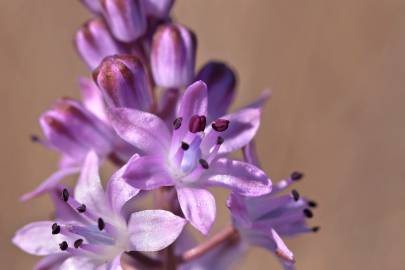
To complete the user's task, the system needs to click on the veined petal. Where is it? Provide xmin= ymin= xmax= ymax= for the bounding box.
xmin=176 ymin=187 xmax=216 ymax=235
xmin=109 ymin=108 xmax=171 ymax=155
xmin=59 ymin=256 xmax=98 ymax=270
xmin=34 ymin=254 xmax=69 ymax=270
xmin=123 ymin=155 xmax=173 ymax=190
xmin=20 ymin=167 xmax=80 ymax=202
xmin=12 ymin=221 xmax=62 ymax=256
xmin=74 ymin=151 xmax=110 ymax=216
xmin=201 ymin=108 xmax=261 ymax=156
xmin=204 ymin=158 xmax=271 ymax=197
xmin=128 ymin=210 xmax=187 ymax=252
xmin=106 ymin=154 xmax=140 ymax=214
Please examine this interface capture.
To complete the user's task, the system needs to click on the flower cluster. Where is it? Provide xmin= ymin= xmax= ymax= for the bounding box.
xmin=13 ymin=1 xmax=318 ymax=269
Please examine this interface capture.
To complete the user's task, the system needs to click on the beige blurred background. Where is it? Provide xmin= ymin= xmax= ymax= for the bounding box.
xmin=1 ymin=0 xmax=405 ymax=269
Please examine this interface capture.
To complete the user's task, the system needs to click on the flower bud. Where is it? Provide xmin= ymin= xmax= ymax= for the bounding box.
xmin=151 ymin=23 xmax=197 ymax=88
xmin=144 ymin=0 xmax=174 ymax=19
xmin=75 ymin=17 xmax=125 ymax=69
xmin=40 ymin=98 xmax=115 ymax=159
xmin=80 ymin=0 xmax=102 ymax=13
xmin=101 ymin=0 xmax=147 ymax=42
xmin=196 ymin=61 xmax=236 ymax=120
xmin=93 ymin=55 xmax=153 ymax=111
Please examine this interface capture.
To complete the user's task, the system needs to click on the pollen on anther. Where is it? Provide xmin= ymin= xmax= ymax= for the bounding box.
xmin=77 ymin=204 xmax=87 ymax=213
xmin=291 ymin=189 xmax=300 ymax=201
xmin=303 ymin=208 xmax=313 ymax=218
xmin=51 ymin=223 xmax=60 ymax=235
xmin=98 ymin=218 xmax=105 ymax=231
xmin=291 ymin=171 xmax=303 ymax=181
xmin=308 ymin=200 xmax=317 ymax=208
xmin=199 ymin=159 xmax=209 ymax=169
xmin=62 ymin=188 xmax=69 ymax=202
xmin=59 ymin=241 xmax=68 ymax=251
xmin=74 ymin=239 xmax=84 ymax=248
xmin=212 ymin=119 xmax=230 ymax=132
xmin=173 ymin=117 xmax=183 ymax=129
xmin=181 ymin=142 xmax=189 ymax=150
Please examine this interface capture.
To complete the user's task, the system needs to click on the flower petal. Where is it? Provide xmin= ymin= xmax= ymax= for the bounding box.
xmin=271 ymin=229 xmax=295 ymax=263
xmin=106 ymin=154 xmax=140 ymax=214
xmin=128 ymin=210 xmax=186 ymax=252
xmin=12 ymin=221 xmax=61 ymax=255
xmin=74 ymin=151 xmax=110 ymax=216
xmin=107 ymin=255 xmax=123 ymax=270
xmin=109 ymin=108 xmax=171 ymax=155
xmin=176 ymin=187 xmax=216 ymax=235
xmin=79 ymin=77 xmax=108 ymax=122
xmin=20 ymin=167 xmax=80 ymax=202
xmin=204 ymin=158 xmax=272 ymax=197
xmin=123 ymin=155 xmax=173 ymax=190
xmin=34 ymin=254 xmax=69 ymax=270
xmin=201 ymin=108 xmax=260 ymax=156
xmin=59 ymin=256 xmax=98 ymax=270
xmin=242 ymin=140 xmax=260 ymax=167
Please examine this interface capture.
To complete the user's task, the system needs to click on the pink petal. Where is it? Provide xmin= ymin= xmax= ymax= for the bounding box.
xmin=128 ymin=210 xmax=186 ymax=252
xmin=176 ymin=187 xmax=216 ymax=235
xmin=204 ymin=158 xmax=272 ymax=197
xmin=34 ymin=254 xmax=69 ymax=270
xmin=59 ymin=256 xmax=98 ymax=270
xmin=79 ymin=77 xmax=108 ymax=123
xmin=109 ymin=108 xmax=171 ymax=155
xmin=123 ymin=155 xmax=173 ymax=190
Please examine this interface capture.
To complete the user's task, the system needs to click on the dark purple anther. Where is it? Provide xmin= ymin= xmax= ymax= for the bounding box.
xmin=291 ymin=171 xmax=303 ymax=181
xmin=189 ymin=115 xmax=206 ymax=133
xmin=77 ymin=204 xmax=87 ymax=213
xmin=291 ymin=189 xmax=300 ymax=201
xmin=312 ymin=226 xmax=320 ymax=233
xmin=199 ymin=159 xmax=209 ymax=169
xmin=173 ymin=117 xmax=183 ymax=130
xmin=308 ymin=200 xmax=318 ymax=208
xmin=181 ymin=142 xmax=189 ymax=150
xmin=59 ymin=241 xmax=68 ymax=251
xmin=216 ymin=136 xmax=224 ymax=145
xmin=303 ymin=209 xmax=313 ymax=218
xmin=51 ymin=223 xmax=60 ymax=235
xmin=74 ymin=239 xmax=84 ymax=248
xmin=212 ymin=119 xmax=230 ymax=132
xmin=98 ymin=218 xmax=105 ymax=231
xmin=62 ymin=188 xmax=69 ymax=202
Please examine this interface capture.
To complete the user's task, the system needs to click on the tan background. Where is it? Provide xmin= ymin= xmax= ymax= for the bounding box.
xmin=1 ymin=0 xmax=405 ymax=269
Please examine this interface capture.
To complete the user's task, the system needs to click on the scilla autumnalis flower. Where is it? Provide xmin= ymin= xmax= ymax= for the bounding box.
xmin=13 ymin=152 xmax=186 ymax=269
xmin=109 ymin=80 xmax=272 ymax=235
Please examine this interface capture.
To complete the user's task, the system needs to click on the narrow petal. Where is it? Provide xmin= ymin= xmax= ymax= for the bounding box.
xmin=226 ymin=193 xmax=251 ymax=227
xmin=109 ymin=108 xmax=171 ymax=155
xmin=106 ymin=154 xmax=140 ymax=214
xmin=123 ymin=155 xmax=173 ymax=190
xmin=34 ymin=254 xmax=69 ymax=270
xmin=204 ymin=158 xmax=271 ymax=197
xmin=271 ymin=229 xmax=295 ymax=263
xmin=201 ymin=108 xmax=260 ymax=155
xmin=79 ymin=77 xmax=108 ymax=122
xmin=59 ymin=256 xmax=98 ymax=270
xmin=74 ymin=151 xmax=110 ymax=216
xmin=242 ymin=140 xmax=260 ymax=167
xmin=177 ymin=187 xmax=216 ymax=235
xmin=13 ymin=221 xmax=61 ymax=255
xmin=20 ymin=167 xmax=80 ymax=202
xmin=128 ymin=210 xmax=187 ymax=252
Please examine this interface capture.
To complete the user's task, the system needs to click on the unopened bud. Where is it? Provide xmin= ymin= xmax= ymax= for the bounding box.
xmin=75 ymin=17 xmax=125 ymax=69
xmin=80 ymin=0 xmax=103 ymax=13
xmin=101 ymin=0 xmax=147 ymax=42
xmin=196 ymin=61 xmax=236 ymax=120
xmin=144 ymin=0 xmax=174 ymax=19
xmin=93 ymin=55 xmax=153 ymax=111
xmin=151 ymin=23 xmax=197 ymax=88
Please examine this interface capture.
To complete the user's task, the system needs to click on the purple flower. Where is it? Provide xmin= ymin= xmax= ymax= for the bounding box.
xmin=224 ymin=142 xmax=319 ymax=269
xmin=144 ymin=0 xmax=174 ymax=19
xmin=151 ymin=23 xmax=197 ymax=88
xmin=13 ymin=152 xmax=186 ymax=269
xmin=109 ymin=80 xmax=272 ymax=234
xmin=21 ymin=97 xmax=134 ymax=201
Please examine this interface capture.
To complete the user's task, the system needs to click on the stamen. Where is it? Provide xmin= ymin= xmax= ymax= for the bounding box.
xmin=291 ymin=190 xmax=300 ymax=201
xmin=98 ymin=218 xmax=105 ymax=231
xmin=59 ymin=241 xmax=68 ymax=251
xmin=173 ymin=117 xmax=183 ymax=129
xmin=308 ymin=200 xmax=317 ymax=208
xmin=181 ymin=142 xmax=189 ymax=150
xmin=291 ymin=171 xmax=303 ymax=181
xmin=62 ymin=188 xmax=69 ymax=202
xmin=77 ymin=204 xmax=87 ymax=213
xmin=212 ymin=119 xmax=230 ymax=132
xmin=74 ymin=239 xmax=84 ymax=248
xmin=30 ymin=134 xmax=40 ymax=142
xmin=303 ymin=208 xmax=313 ymax=218
xmin=312 ymin=226 xmax=320 ymax=233
xmin=52 ymin=223 xmax=61 ymax=235
xmin=189 ymin=115 xmax=206 ymax=133
xmin=199 ymin=159 xmax=209 ymax=169
xmin=216 ymin=136 xmax=224 ymax=145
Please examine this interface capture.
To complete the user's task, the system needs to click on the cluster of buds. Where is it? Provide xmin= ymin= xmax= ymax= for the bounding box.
xmin=13 ymin=1 xmax=318 ymax=270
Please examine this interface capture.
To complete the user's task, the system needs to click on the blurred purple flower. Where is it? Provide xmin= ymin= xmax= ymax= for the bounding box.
xmin=14 ymin=152 xmax=186 ymax=269
xmin=109 ymin=80 xmax=272 ymax=234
